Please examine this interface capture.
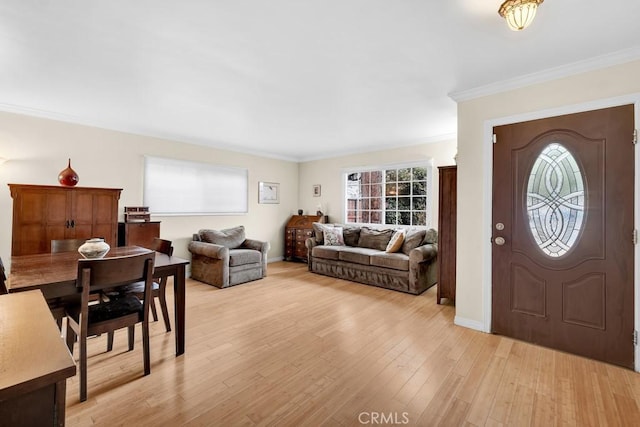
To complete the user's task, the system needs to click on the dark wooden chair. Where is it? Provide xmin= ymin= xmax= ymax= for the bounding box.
xmin=107 ymin=237 xmax=173 ymax=340
xmin=0 ymin=257 xmax=7 ymax=295
xmin=51 ymin=238 xmax=87 ymax=253
xmin=65 ymin=252 xmax=155 ymax=402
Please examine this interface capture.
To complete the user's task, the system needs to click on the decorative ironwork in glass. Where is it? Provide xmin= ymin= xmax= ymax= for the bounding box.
xmin=526 ymin=143 xmax=585 ymax=257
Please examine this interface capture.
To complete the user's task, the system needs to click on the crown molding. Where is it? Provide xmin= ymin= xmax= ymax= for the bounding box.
xmin=449 ymin=47 xmax=640 ymax=102
xmin=0 ymin=102 xmax=300 ymax=162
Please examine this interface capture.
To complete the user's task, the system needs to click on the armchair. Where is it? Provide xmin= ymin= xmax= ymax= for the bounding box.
xmin=188 ymin=225 xmax=270 ymax=288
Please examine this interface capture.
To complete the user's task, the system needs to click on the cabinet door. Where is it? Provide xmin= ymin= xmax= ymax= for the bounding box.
xmin=12 ymin=188 xmax=70 ymax=255
xmin=124 ymin=222 xmax=160 ymax=249
xmin=71 ymin=189 xmax=119 ymax=248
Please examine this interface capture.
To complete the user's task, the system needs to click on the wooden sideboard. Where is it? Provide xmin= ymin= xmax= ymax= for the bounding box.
xmin=9 ymin=184 xmax=121 ymax=256
xmin=437 ymin=166 xmax=457 ymax=304
xmin=0 ymin=290 xmax=76 ymax=426
xmin=285 ymin=215 xmax=325 ymax=262
xmin=118 ymin=221 xmax=161 ymax=249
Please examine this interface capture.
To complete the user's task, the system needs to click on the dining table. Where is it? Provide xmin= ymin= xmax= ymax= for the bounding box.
xmin=6 ymin=245 xmax=190 ymax=356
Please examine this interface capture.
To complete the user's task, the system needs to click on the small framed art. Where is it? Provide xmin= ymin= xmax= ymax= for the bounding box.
xmin=312 ymin=184 xmax=321 ymax=197
xmin=259 ymin=182 xmax=280 ymax=204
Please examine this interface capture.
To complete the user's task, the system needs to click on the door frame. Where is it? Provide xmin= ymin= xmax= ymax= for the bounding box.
xmin=480 ymin=93 xmax=640 ymax=370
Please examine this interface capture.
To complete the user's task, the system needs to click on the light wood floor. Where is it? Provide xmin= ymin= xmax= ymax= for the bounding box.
xmin=65 ymin=262 xmax=640 ymax=426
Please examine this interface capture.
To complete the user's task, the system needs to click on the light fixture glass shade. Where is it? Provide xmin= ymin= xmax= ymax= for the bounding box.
xmin=499 ymin=0 xmax=544 ymax=31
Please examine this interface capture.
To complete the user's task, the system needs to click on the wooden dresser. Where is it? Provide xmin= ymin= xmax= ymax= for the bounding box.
xmin=8 ymin=184 xmax=121 ymax=256
xmin=285 ymin=215 xmax=325 ymax=262
xmin=0 ymin=290 xmax=76 ymax=426
xmin=437 ymin=166 xmax=457 ymax=304
xmin=118 ymin=221 xmax=161 ymax=249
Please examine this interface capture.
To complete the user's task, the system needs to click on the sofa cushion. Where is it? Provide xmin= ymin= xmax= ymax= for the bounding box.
xmin=338 ymin=247 xmax=379 ymax=266
xmin=401 ymin=229 xmax=426 ymax=255
xmin=229 ymin=248 xmax=261 ymax=266
xmin=386 ymin=229 xmax=405 ymax=253
xmin=357 ymin=227 xmax=394 ymax=251
xmin=312 ymin=246 xmax=341 ymax=260
xmin=370 ymin=252 xmax=410 ymax=271
xmin=324 ymin=227 xmax=345 ymax=246
xmin=200 ymin=226 xmax=245 ymax=249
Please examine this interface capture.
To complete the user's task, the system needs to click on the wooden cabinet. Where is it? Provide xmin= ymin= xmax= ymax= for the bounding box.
xmin=437 ymin=166 xmax=457 ymax=304
xmin=9 ymin=184 xmax=121 ymax=256
xmin=285 ymin=215 xmax=325 ymax=262
xmin=118 ymin=221 xmax=161 ymax=249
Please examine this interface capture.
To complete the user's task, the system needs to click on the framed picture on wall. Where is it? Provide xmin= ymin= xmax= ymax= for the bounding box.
xmin=259 ymin=182 xmax=280 ymax=204
xmin=312 ymin=184 xmax=321 ymax=197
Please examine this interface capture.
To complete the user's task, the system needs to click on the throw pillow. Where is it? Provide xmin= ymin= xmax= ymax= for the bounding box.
xmin=342 ymin=226 xmax=361 ymax=246
xmin=401 ymin=229 xmax=426 ymax=255
xmin=313 ymin=222 xmax=333 ymax=244
xmin=200 ymin=225 xmax=246 ymax=249
xmin=357 ymin=227 xmax=394 ymax=251
xmin=385 ymin=229 xmax=406 ymax=253
xmin=324 ymin=227 xmax=345 ymax=246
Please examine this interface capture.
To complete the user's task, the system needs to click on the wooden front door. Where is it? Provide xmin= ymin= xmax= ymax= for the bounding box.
xmin=492 ymin=105 xmax=635 ymax=368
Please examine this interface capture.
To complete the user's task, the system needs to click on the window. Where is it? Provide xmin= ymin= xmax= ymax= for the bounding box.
xmin=143 ymin=156 xmax=248 ymax=215
xmin=344 ymin=162 xmax=432 ymax=226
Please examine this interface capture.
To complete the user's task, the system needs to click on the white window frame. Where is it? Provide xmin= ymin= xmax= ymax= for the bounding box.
xmin=341 ymin=160 xmax=433 ymax=228
xmin=143 ymin=156 xmax=248 ymax=215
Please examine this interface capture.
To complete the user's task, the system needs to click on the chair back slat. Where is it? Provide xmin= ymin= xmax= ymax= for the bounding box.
xmin=77 ymin=252 xmax=155 ymax=292
xmin=151 ymin=238 xmax=173 ymax=256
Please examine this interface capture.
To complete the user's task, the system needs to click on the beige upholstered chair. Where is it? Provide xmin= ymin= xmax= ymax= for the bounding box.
xmin=188 ymin=226 xmax=269 ymax=288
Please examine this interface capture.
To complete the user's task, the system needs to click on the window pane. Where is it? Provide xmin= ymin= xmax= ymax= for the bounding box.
xmin=371 ymin=184 xmax=383 ymax=197
xmin=412 ymin=167 xmax=427 ymax=180
xmin=386 ymin=170 xmax=397 ymax=182
xmin=370 ymin=171 xmax=383 ymax=183
xmin=413 ymin=197 xmax=426 ymax=210
xmin=398 ymin=197 xmax=411 ymax=210
xmin=371 ymin=198 xmax=382 ymax=210
xmin=399 ymin=212 xmax=411 ymax=225
xmin=361 ymin=199 xmax=370 ymax=210
xmin=386 ymin=197 xmax=397 ymax=209
xmin=398 ymin=168 xmax=411 ymax=181
xmin=386 ymin=211 xmax=397 ymax=224
xmin=385 ymin=183 xmax=397 ymax=196
xmin=371 ymin=211 xmax=382 ymax=223
xmin=412 ymin=211 xmax=426 ymax=226
xmin=412 ymin=181 xmax=426 ymax=195
xmin=362 ymin=184 xmax=371 ymax=197
xmin=398 ymin=182 xmax=411 ymax=195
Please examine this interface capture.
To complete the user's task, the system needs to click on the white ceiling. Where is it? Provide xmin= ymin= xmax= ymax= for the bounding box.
xmin=1 ymin=1 xmax=640 ymax=161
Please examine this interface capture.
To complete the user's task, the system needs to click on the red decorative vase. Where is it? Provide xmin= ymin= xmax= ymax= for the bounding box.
xmin=58 ymin=158 xmax=79 ymax=187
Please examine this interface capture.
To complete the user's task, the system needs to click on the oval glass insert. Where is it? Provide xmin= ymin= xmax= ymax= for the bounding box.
xmin=526 ymin=142 xmax=585 ymax=257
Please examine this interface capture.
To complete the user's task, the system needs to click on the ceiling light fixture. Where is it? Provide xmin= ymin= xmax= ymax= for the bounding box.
xmin=498 ymin=0 xmax=544 ymax=31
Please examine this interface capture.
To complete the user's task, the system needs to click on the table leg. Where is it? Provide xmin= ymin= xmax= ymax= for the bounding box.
xmin=174 ymin=264 xmax=186 ymax=356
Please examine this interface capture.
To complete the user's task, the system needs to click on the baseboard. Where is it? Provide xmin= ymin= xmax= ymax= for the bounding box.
xmin=454 ymin=316 xmax=487 ymax=333
xmin=268 ymin=256 xmax=284 ymax=263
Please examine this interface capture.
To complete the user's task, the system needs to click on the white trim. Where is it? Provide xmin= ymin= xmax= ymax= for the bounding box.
xmin=454 ymin=316 xmax=485 ymax=332
xmin=450 ymin=47 xmax=640 ymax=102
xmin=482 ymin=93 xmax=640 ymax=371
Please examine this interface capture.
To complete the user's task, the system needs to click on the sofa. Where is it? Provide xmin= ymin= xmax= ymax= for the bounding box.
xmin=188 ymin=226 xmax=270 ymax=288
xmin=305 ymin=223 xmax=438 ymax=295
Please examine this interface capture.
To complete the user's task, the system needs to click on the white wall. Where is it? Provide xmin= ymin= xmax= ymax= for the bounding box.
xmin=0 ymin=111 xmax=300 ymax=267
xmin=298 ymin=140 xmax=457 ymax=226
xmin=456 ymin=59 xmax=640 ymax=329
